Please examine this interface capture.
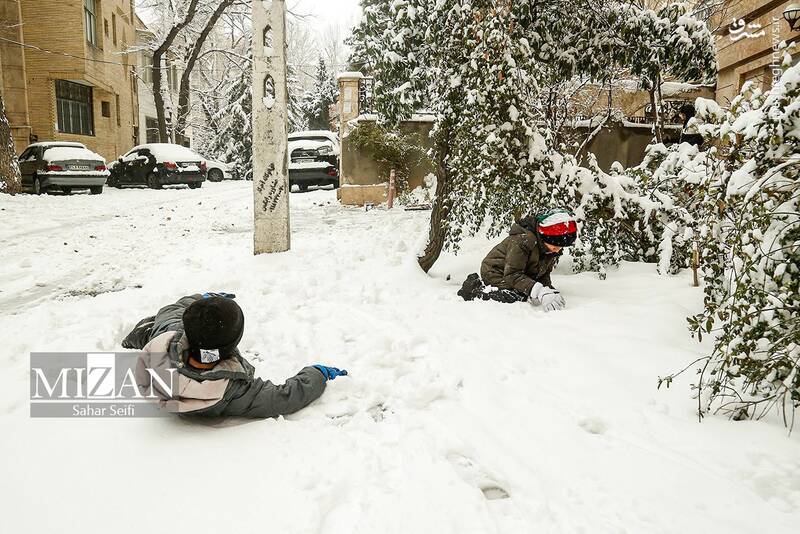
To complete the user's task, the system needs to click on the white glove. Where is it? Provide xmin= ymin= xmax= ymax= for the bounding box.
xmin=530 ymin=282 xmax=566 ymax=312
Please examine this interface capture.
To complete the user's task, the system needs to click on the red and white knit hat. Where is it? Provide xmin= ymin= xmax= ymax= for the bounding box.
xmin=536 ymin=209 xmax=578 ymax=247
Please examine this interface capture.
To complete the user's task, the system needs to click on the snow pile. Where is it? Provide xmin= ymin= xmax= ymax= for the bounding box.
xmin=0 ymin=183 xmax=799 ymax=533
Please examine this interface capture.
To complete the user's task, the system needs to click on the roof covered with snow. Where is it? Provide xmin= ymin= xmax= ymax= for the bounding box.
xmin=127 ymin=143 xmax=203 ymax=162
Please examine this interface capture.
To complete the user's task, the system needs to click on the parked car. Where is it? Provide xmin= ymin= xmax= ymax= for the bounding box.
xmin=108 ymin=143 xmax=207 ymax=189
xmin=205 ymin=159 xmax=232 ymax=182
xmin=18 ymin=141 xmax=109 ymax=195
xmin=287 ymin=130 xmax=340 ymax=191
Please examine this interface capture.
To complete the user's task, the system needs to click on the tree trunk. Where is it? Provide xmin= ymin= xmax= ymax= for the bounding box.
xmin=418 ymin=135 xmax=451 ymax=273
xmin=152 ymin=0 xmax=201 ymax=142
xmin=175 ymin=0 xmax=236 ymax=145
xmin=0 ymin=92 xmax=20 ymax=194
xmin=649 ymin=73 xmax=663 ymax=144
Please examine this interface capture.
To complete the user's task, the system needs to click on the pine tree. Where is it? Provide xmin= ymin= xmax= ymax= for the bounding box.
xmin=206 ymin=47 xmax=253 ymax=181
xmin=301 ymin=58 xmax=339 ymax=131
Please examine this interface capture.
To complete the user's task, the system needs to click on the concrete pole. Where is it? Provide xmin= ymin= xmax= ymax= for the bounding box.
xmin=252 ymin=0 xmax=290 ymax=254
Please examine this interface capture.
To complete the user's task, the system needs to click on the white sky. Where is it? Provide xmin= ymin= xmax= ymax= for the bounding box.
xmin=288 ymin=0 xmax=362 ymax=34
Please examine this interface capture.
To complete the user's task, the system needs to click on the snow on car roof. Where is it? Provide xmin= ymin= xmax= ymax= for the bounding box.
xmin=289 ymin=130 xmax=338 ymax=141
xmin=28 ymin=141 xmax=87 ymax=149
xmin=42 ymin=146 xmax=104 ymax=162
xmin=128 ymin=143 xmax=202 ymax=162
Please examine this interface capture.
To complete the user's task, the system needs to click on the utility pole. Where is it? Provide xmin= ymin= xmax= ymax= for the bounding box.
xmin=252 ymin=0 xmax=290 ymax=254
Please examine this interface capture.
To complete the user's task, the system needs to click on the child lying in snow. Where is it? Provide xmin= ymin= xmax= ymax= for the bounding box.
xmin=457 ymin=209 xmax=578 ymax=311
xmin=122 ymin=293 xmax=347 ymax=418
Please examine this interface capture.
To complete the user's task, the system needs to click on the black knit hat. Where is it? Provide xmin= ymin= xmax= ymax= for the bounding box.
xmin=182 ymin=297 xmax=245 ymax=356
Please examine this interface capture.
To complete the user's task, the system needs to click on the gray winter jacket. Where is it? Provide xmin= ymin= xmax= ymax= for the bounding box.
xmin=134 ymin=294 xmax=326 ymax=418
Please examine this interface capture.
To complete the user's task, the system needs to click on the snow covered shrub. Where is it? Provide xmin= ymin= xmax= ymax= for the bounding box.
xmin=662 ymin=62 xmax=800 ymax=422
xmin=546 ymin=152 xmax=663 ymax=277
xmin=346 ymin=122 xmax=430 ymax=193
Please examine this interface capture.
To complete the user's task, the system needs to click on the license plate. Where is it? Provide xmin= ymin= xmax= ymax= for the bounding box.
xmin=69 ymin=165 xmax=90 ymax=171
xmin=295 ymin=157 xmax=316 ymax=163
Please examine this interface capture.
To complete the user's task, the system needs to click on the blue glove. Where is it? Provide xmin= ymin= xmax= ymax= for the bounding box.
xmin=202 ymin=292 xmax=236 ymax=299
xmin=313 ymin=365 xmax=348 ymax=381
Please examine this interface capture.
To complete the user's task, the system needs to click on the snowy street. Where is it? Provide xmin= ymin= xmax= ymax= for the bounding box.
xmin=1 ymin=182 xmax=798 ymax=533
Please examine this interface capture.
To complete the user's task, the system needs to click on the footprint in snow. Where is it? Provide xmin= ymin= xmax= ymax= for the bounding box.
xmin=446 ymin=453 xmax=511 ymax=501
xmin=578 ymin=417 xmax=608 ymax=435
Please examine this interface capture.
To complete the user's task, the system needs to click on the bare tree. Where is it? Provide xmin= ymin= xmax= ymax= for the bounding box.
xmin=149 ymin=0 xmax=202 ymax=142
xmin=174 ymin=0 xmax=238 ymax=145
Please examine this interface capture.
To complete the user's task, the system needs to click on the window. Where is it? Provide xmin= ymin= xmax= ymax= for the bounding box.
xmin=145 ymin=117 xmax=159 ymax=143
xmin=84 ymin=0 xmax=97 ymax=46
xmin=56 ymin=80 xmax=94 ymax=136
xmin=19 ymin=148 xmax=35 ymax=162
xmin=112 ymin=14 xmax=117 ymax=45
xmin=141 ymin=53 xmax=153 ymax=84
xmin=166 ymin=62 xmax=179 ymax=93
xmin=104 ymin=19 xmax=109 ymax=37
xmin=101 ymin=101 xmax=111 ymax=117
xmin=115 ymin=94 xmax=121 ymax=126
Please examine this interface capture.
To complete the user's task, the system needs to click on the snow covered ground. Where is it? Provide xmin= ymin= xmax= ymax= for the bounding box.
xmin=1 ymin=182 xmax=798 ymax=533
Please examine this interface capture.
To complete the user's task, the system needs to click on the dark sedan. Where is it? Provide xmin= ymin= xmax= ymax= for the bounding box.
xmin=109 ymin=143 xmax=207 ymax=189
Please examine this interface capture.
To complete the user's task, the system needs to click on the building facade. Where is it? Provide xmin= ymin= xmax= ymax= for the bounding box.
xmin=0 ymin=0 xmax=139 ymax=161
xmin=714 ymin=0 xmax=800 ymax=104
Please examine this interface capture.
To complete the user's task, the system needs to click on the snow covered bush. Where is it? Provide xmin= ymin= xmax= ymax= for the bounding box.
xmin=684 ymin=62 xmax=800 ymax=421
xmin=346 ymin=122 xmax=430 ymax=193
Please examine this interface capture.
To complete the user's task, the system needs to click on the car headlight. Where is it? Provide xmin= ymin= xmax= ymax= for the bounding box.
xmin=317 ymin=146 xmax=332 ymax=155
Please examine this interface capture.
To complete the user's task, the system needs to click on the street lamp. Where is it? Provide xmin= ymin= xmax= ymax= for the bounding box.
xmin=784 ymin=4 xmax=800 ymax=31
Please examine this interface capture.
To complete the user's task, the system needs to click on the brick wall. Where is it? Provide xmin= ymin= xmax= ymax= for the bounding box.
xmin=16 ymin=0 xmax=138 ymax=162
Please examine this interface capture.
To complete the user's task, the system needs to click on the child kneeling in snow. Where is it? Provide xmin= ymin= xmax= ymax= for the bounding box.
xmin=122 ymin=293 xmax=347 ymax=418
xmin=457 ymin=210 xmax=577 ymax=311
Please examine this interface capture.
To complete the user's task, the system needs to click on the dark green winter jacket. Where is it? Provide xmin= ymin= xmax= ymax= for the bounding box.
xmin=480 ymin=221 xmax=561 ymax=295
xmin=134 ymin=294 xmax=326 ymax=418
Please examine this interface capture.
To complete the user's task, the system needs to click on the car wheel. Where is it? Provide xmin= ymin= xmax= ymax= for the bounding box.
xmin=108 ymin=175 xmax=120 ymax=188
xmin=32 ymin=176 xmax=45 ymax=195
xmin=90 ymin=186 xmax=103 ymax=195
xmin=62 ymin=186 xmax=72 ymax=195
xmin=147 ymin=173 xmax=162 ymax=189
xmin=298 ymin=184 xmax=308 ymax=192
xmin=188 ymin=182 xmax=201 ymax=189
xmin=208 ymin=169 xmax=223 ymax=182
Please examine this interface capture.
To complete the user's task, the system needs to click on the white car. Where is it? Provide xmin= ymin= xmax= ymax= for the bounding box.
xmin=18 ymin=142 xmax=109 ymax=195
xmin=205 ymin=160 xmax=233 ymax=182
xmin=287 ymin=130 xmax=340 ymax=191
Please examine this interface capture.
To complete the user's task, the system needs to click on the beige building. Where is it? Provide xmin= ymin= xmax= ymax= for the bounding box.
xmin=0 ymin=0 xmax=139 ymax=161
xmin=714 ymin=0 xmax=800 ymax=104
